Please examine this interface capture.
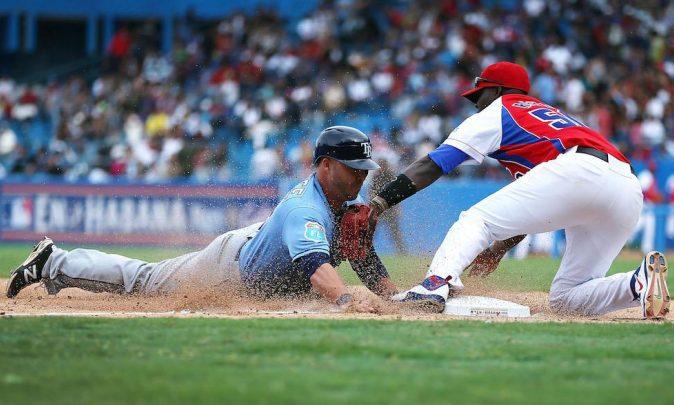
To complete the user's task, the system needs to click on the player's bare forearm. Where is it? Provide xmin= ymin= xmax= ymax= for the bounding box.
xmin=491 ymin=235 xmax=526 ymax=255
xmin=372 ymin=277 xmax=398 ymax=297
xmin=311 ymin=263 xmax=376 ymax=313
xmin=402 ymin=156 xmax=444 ymax=191
xmin=310 ymin=263 xmax=348 ymax=302
xmin=468 ymin=235 xmax=527 ymax=277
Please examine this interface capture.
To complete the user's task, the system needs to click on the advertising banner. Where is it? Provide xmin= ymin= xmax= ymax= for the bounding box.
xmin=0 ymin=183 xmax=277 ymax=246
xmin=0 ymin=180 xmax=663 ymax=253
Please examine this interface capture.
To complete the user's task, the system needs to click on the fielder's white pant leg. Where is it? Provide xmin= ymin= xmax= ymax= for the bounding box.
xmin=548 ymin=224 xmax=636 ymax=315
xmin=43 ymin=222 xmax=263 ymax=295
xmin=428 ymin=151 xmax=643 ymax=314
xmin=426 ymin=209 xmax=492 ymax=287
xmin=549 ymin=167 xmax=643 ymax=315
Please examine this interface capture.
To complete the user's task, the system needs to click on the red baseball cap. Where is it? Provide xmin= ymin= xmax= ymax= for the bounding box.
xmin=461 ymin=61 xmax=530 ymax=103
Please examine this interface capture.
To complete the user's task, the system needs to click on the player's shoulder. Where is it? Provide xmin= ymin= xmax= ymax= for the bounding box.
xmin=283 ymin=203 xmax=330 ymax=224
xmin=280 ymin=177 xmax=314 ymax=203
xmin=500 ymin=94 xmax=549 ymax=112
xmin=278 ymin=179 xmax=330 ymax=222
xmin=279 ymin=176 xmax=324 ymax=205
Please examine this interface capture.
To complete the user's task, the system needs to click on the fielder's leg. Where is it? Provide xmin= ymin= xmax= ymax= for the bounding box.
xmin=393 ymin=154 xmax=594 ymax=308
xmin=545 ymin=153 xmax=650 ymax=316
xmin=548 ymin=221 xmax=637 ymax=316
xmin=549 ymin=209 xmax=669 ymax=318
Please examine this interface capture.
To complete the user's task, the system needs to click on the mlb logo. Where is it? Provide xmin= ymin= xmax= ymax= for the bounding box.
xmin=8 ymin=196 xmax=33 ymax=229
xmin=304 ymin=221 xmax=327 ymax=242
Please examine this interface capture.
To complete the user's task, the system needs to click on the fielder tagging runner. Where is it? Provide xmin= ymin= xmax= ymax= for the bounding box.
xmin=7 ymin=126 xmax=396 ymax=312
xmin=368 ymin=61 xmax=670 ymax=318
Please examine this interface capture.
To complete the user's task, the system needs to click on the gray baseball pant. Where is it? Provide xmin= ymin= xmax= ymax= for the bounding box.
xmin=41 ymin=222 xmax=263 ymax=295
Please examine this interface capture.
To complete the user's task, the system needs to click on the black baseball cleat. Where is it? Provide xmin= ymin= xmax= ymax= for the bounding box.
xmin=6 ymin=237 xmax=54 ymax=298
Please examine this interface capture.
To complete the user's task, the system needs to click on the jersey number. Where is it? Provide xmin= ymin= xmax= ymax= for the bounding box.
xmin=529 ymin=108 xmax=584 ymax=130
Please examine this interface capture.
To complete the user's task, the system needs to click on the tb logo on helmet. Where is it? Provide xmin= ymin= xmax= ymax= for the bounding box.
xmin=361 ymin=142 xmax=372 ymax=158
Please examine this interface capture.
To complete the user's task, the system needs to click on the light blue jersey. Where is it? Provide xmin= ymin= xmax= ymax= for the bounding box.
xmin=238 ymin=174 xmax=340 ymax=297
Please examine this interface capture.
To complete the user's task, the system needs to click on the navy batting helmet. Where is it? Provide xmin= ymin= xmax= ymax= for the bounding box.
xmin=313 ymin=126 xmax=380 ymax=170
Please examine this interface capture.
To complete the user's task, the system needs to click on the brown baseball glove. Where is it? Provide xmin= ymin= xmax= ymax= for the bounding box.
xmin=338 ymin=204 xmax=373 ymax=260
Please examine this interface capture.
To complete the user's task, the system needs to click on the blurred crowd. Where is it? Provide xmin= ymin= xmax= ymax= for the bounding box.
xmin=2 ymin=0 xmax=674 ymax=198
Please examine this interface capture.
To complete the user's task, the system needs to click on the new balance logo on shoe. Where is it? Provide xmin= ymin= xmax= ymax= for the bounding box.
xmin=24 ymin=265 xmax=38 ymax=282
xmin=6 ymin=237 xmax=54 ymax=298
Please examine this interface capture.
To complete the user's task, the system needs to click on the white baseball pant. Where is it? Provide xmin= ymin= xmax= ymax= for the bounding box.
xmin=41 ymin=222 xmax=263 ymax=295
xmin=428 ymin=147 xmax=643 ymax=315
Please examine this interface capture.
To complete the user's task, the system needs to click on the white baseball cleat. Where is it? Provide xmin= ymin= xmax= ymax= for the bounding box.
xmin=633 ymin=251 xmax=670 ymax=319
xmin=391 ymin=275 xmax=462 ymax=313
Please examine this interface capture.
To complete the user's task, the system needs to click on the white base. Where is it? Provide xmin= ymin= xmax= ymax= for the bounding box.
xmin=443 ymin=296 xmax=531 ymax=318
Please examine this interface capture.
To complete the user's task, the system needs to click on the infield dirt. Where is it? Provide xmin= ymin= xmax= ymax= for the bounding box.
xmin=0 ymin=278 xmax=667 ymax=323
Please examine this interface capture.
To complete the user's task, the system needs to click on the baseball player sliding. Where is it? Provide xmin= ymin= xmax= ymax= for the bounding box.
xmin=7 ymin=126 xmax=397 ymax=312
xmin=368 ymin=61 xmax=670 ymax=318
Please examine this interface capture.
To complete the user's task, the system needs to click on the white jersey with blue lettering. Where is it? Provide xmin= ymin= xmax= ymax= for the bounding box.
xmin=419 ymin=94 xmax=645 ymax=315
xmin=443 ymin=94 xmax=628 ymax=178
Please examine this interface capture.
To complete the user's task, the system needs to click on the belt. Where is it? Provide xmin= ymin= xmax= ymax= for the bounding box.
xmin=233 ymin=222 xmax=264 ymax=262
xmin=234 ymin=235 xmax=256 ymax=262
xmin=234 ymin=241 xmax=246 ymax=262
xmin=576 ymin=146 xmax=608 ymax=162
xmin=575 ymin=147 xmax=635 ymax=174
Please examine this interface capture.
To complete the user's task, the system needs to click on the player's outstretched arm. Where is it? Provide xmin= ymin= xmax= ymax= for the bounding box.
xmin=402 ymin=155 xmax=445 ymax=191
xmin=309 ymin=262 xmax=349 ymax=302
xmin=309 ymin=262 xmax=375 ymax=312
xmin=467 ymin=235 xmax=526 ymax=277
xmin=373 ymin=277 xmax=398 ymax=297
xmin=370 ymin=147 xmax=469 ymax=216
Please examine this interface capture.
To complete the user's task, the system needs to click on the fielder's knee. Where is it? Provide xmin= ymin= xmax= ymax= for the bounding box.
xmin=548 ymin=285 xmax=601 ymax=316
xmin=548 ymin=285 xmax=578 ymax=315
xmin=455 ymin=209 xmax=493 ymax=239
xmin=548 ymin=290 xmax=569 ymax=314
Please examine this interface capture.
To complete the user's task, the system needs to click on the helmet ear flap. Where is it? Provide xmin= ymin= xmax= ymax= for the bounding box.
xmin=313 ymin=156 xmax=327 ymax=168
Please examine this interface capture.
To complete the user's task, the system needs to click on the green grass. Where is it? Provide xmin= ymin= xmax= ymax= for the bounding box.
xmin=2 ymin=244 xmax=673 ymax=404
xmin=1 ymin=318 xmax=674 ymax=404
